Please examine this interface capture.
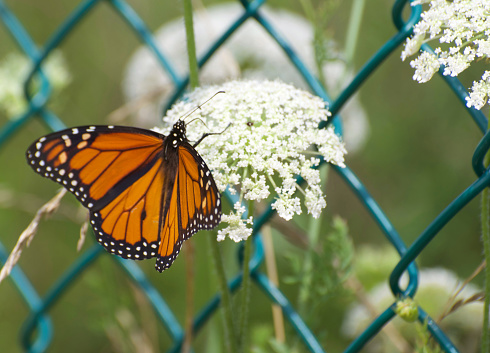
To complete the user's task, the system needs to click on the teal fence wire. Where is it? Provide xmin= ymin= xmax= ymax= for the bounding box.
xmin=0 ymin=0 xmax=488 ymax=352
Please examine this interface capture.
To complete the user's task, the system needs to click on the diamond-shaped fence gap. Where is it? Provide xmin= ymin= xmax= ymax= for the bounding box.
xmin=108 ymin=0 xmax=183 ymax=86
xmin=163 ymin=0 xmax=268 ymax=111
xmin=249 ymin=4 xmax=332 ymax=106
xmin=29 ymin=0 xmax=175 ymax=128
xmin=0 ymin=3 xmax=64 ymax=143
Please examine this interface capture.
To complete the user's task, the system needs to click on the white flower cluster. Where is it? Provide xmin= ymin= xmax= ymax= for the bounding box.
xmin=401 ymin=0 xmax=490 ymax=109
xmin=0 ymin=51 xmax=70 ymax=118
xmin=157 ymin=80 xmax=346 ymax=242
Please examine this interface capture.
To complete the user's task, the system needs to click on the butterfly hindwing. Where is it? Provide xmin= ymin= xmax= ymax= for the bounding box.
xmin=177 ymin=144 xmax=221 ymax=236
xmin=155 ymin=143 xmax=221 ymax=271
xmin=89 ymin=157 xmax=166 ymax=260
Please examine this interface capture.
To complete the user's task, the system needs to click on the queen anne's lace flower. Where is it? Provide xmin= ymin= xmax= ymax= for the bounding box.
xmin=401 ymin=0 xmax=490 ymax=109
xmin=157 ymin=80 xmax=346 ymax=241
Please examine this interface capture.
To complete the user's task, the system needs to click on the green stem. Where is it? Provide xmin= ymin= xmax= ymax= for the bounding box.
xmin=182 ymin=0 xmax=199 ymax=88
xmin=459 ymin=32 xmax=486 ymax=51
xmin=298 ymin=0 xmax=327 ymax=86
xmin=345 ymin=0 xmax=365 ymax=70
xmin=208 ymin=236 xmax=238 ymax=353
xmin=297 ymin=164 xmax=328 ymax=316
xmin=298 ymin=0 xmax=315 ymax=22
xmin=297 ymin=210 xmax=321 ymax=316
xmin=481 ymin=147 xmax=490 ymax=353
xmin=238 ymin=200 xmax=254 ymax=352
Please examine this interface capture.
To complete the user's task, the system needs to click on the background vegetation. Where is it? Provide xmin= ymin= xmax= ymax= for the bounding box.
xmin=0 ymin=0 xmax=484 ymax=352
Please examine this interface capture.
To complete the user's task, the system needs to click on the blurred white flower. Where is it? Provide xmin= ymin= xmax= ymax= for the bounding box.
xmin=342 ymin=267 xmax=483 ymax=351
xmin=122 ymin=3 xmax=369 ymax=152
xmin=157 ymin=80 xmax=346 ymax=241
xmin=401 ymin=0 xmax=490 ymax=109
xmin=0 ymin=51 xmax=70 ymax=118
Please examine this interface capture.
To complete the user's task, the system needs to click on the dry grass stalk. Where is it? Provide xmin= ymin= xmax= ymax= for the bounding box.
xmin=77 ymin=218 xmax=89 ymax=252
xmin=0 ymin=189 xmax=66 ymax=284
xmin=437 ymin=260 xmax=486 ymax=322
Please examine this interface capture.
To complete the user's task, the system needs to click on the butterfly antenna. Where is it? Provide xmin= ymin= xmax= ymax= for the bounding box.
xmin=182 ymin=90 xmax=225 ymax=122
xmin=187 ymin=117 xmax=209 ymax=129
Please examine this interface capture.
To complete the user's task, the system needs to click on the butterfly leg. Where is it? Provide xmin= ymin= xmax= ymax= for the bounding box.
xmin=192 ymin=123 xmax=232 ymax=147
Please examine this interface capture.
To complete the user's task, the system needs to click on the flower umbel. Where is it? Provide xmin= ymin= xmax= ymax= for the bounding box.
xmin=401 ymin=0 xmax=490 ymax=109
xmin=158 ymin=80 xmax=346 ymax=241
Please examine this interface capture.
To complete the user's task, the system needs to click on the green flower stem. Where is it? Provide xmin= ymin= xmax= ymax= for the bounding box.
xmin=182 ymin=0 xmax=199 ymax=88
xmin=182 ymin=242 xmax=195 ymax=353
xmin=345 ymin=0 xmax=365 ymax=68
xmin=298 ymin=164 xmax=328 ymax=315
xmin=297 ymin=206 xmax=321 ymax=315
xmin=182 ymin=2 xmax=198 ymax=348
xmin=208 ymin=237 xmax=238 ymax=353
xmin=238 ymin=200 xmax=254 ymax=352
xmin=482 ymin=146 xmax=490 ymax=353
xmin=297 ymin=0 xmax=324 ymax=86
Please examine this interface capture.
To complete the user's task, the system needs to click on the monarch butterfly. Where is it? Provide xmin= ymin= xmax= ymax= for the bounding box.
xmin=26 ymin=120 xmax=222 ymax=272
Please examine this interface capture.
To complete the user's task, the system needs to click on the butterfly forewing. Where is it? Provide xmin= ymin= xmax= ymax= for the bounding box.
xmin=26 ymin=126 xmax=165 ymax=209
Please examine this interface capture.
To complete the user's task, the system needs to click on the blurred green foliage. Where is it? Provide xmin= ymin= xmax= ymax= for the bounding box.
xmin=0 ymin=0 xmax=485 ymax=352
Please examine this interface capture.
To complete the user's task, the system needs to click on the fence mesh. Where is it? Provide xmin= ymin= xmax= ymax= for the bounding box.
xmin=0 ymin=0 xmax=488 ymax=352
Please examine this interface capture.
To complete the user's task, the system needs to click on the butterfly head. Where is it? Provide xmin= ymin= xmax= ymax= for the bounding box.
xmin=169 ymin=120 xmax=187 ymax=149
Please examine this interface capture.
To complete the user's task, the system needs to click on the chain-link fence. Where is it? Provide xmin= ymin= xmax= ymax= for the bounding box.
xmin=0 ymin=0 xmax=487 ymax=352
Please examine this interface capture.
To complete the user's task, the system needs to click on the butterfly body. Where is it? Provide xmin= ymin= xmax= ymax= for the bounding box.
xmin=26 ymin=121 xmax=221 ymax=272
